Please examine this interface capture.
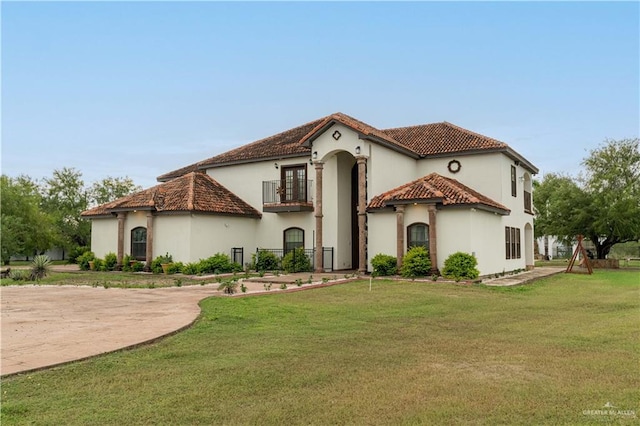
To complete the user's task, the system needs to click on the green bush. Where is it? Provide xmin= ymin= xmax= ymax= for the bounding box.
xmin=167 ymin=262 xmax=184 ymax=275
xmin=151 ymin=253 xmax=173 ymax=274
xmin=401 ymin=246 xmax=431 ymax=278
xmin=93 ymin=258 xmax=106 ymax=272
xmin=371 ymin=253 xmax=397 ymax=276
xmin=10 ymin=269 xmax=31 ymax=282
xmin=122 ymin=254 xmax=132 ymax=272
xmin=254 ymin=250 xmax=280 ymax=271
xmin=442 ymin=252 xmax=479 ymax=281
xmin=67 ymin=246 xmax=90 ymax=264
xmin=131 ymin=261 xmax=145 ymax=272
xmin=197 ymin=253 xmax=242 ymax=275
xmin=77 ymin=251 xmax=96 ymax=271
xmin=282 ymin=247 xmax=311 ymax=273
xmin=181 ymin=262 xmax=199 ymax=275
xmin=104 ymin=252 xmax=118 ymax=271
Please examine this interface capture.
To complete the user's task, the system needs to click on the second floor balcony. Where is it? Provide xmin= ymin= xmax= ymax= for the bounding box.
xmin=262 ymin=179 xmax=314 ymax=213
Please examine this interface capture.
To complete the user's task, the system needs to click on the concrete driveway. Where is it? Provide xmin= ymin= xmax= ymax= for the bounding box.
xmin=1 ymin=284 xmax=219 ymax=376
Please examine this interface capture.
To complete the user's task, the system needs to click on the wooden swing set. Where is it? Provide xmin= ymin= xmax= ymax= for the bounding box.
xmin=565 ymin=235 xmax=593 ymax=274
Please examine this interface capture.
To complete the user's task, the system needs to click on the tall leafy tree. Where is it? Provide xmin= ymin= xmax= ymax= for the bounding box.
xmin=40 ymin=167 xmax=90 ymax=250
xmin=534 ymin=138 xmax=640 ymax=258
xmin=0 ymin=175 xmax=56 ymax=264
xmin=89 ymin=176 xmax=142 ymax=206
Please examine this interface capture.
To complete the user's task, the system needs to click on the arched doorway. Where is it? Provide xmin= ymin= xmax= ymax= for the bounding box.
xmin=524 ymin=223 xmax=534 ymax=269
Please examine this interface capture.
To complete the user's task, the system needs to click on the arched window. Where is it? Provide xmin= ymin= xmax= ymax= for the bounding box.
xmin=131 ymin=227 xmax=147 ymax=260
xmin=407 ymin=223 xmax=429 ymax=250
xmin=283 ymin=227 xmax=304 ymax=254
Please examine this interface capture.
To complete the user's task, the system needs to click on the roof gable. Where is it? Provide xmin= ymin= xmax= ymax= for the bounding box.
xmin=82 ymin=172 xmax=261 ymax=218
xmin=368 ymin=172 xmax=510 ymax=215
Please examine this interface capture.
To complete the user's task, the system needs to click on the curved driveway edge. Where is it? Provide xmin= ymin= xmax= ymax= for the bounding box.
xmin=1 ymin=285 xmax=218 ymax=376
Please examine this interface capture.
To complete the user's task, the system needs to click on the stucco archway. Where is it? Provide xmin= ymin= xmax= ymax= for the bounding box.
xmin=314 ymin=149 xmax=364 ymax=272
xmin=525 ymin=222 xmax=534 ymax=269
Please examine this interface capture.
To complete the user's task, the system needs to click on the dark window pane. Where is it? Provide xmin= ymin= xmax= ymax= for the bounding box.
xmin=408 ymin=223 xmax=429 ymax=249
xmin=131 ymin=227 xmax=147 ymax=260
xmin=284 ymin=228 xmax=304 ymax=254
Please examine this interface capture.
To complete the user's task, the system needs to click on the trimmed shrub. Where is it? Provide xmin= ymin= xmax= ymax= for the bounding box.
xmin=77 ymin=251 xmax=95 ymax=271
xmin=371 ymin=253 xmax=397 ymax=276
xmin=282 ymin=247 xmax=311 ymax=273
xmin=401 ymin=246 xmax=431 ymax=278
xmin=93 ymin=258 xmax=106 ymax=272
xmin=198 ymin=253 xmax=242 ymax=275
xmin=442 ymin=252 xmax=479 ymax=281
xmin=104 ymin=252 xmax=118 ymax=271
xmin=167 ymin=262 xmax=184 ymax=275
xmin=131 ymin=261 xmax=145 ymax=272
xmin=254 ymin=250 xmax=280 ymax=271
xmin=181 ymin=262 xmax=199 ymax=275
xmin=122 ymin=254 xmax=132 ymax=272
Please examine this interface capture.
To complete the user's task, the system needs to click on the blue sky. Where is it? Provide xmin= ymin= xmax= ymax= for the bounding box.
xmin=2 ymin=1 xmax=638 ymax=189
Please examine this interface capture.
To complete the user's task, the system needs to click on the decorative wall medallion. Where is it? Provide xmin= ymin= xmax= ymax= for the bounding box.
xmin=447 ymin=159 xmax=461 ymax=174
xmin=332 ymin=130 xmax=342 ymax=140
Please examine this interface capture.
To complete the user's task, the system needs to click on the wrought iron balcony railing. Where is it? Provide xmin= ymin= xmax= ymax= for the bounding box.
xmin=262 ymin=179 xmax=313 ymax=212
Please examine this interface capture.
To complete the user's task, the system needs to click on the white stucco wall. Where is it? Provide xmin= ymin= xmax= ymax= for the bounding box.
xmin=90 ymin=218 xmax=118 ymax=258
xmin=206 ymin=157 xmax=316 ymax=252
xmin=417 ymin=153 xmax=503 ymax=202
xmin=189 ymin=214 xmax=260 ymax=266
xmin=368 ymin=204 xmax=519 ymax=276
xmin=153 ymin=215 xmax=192 ymax=262
xmin=367 ymin=211 xmax=397 ymax=269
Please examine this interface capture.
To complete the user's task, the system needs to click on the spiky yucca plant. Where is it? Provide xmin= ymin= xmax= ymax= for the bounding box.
xmin=31 ymin=255 xmax=51 ymax=282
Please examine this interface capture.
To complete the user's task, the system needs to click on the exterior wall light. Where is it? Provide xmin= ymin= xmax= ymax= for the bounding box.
xmin=312 ymin=151 xmax=318 ymax=160
xmin=274 ymin=162 xmax=279 ymax=169
xmin=355 ymin=146 xmax=361 ymax=155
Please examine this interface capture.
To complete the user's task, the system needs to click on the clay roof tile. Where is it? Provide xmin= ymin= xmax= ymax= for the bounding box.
xmin=82 ymin=172 xmax=261 ymax=218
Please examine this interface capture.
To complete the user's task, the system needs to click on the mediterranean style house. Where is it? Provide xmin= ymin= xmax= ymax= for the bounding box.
xmin=82 ymin=112 xmax=538 ymax=276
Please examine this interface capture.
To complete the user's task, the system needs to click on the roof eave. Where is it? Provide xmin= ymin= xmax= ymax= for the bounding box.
xmin=194 ymin=153 xmax=311 ymax=172
xmin=441 ymin=203 xmax=511 ymax=216
xmin=80 ymin=213 xmax=114 ymax=219
xmin=504 ymin=148 xmax=539 ymax=174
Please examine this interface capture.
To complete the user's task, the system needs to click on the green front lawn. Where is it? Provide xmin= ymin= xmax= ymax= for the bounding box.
xmin=2 ymin=271 xmax=638 ymax=425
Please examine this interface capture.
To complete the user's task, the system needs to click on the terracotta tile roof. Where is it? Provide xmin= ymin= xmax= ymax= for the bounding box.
xmin=367 ymin=172 xmax=510 ymax=214
xmin=382 ymin=122 xmax=507 ymax=156
xmin=158 ymin=113 xmax=537 ymax=181
xmin=299 ymin=112 xmax=402 ymax=147
xmin=157 ymin=118 xmax=325 ymax=181
xmin=81 ymin=172 xmax=261 ymax=218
